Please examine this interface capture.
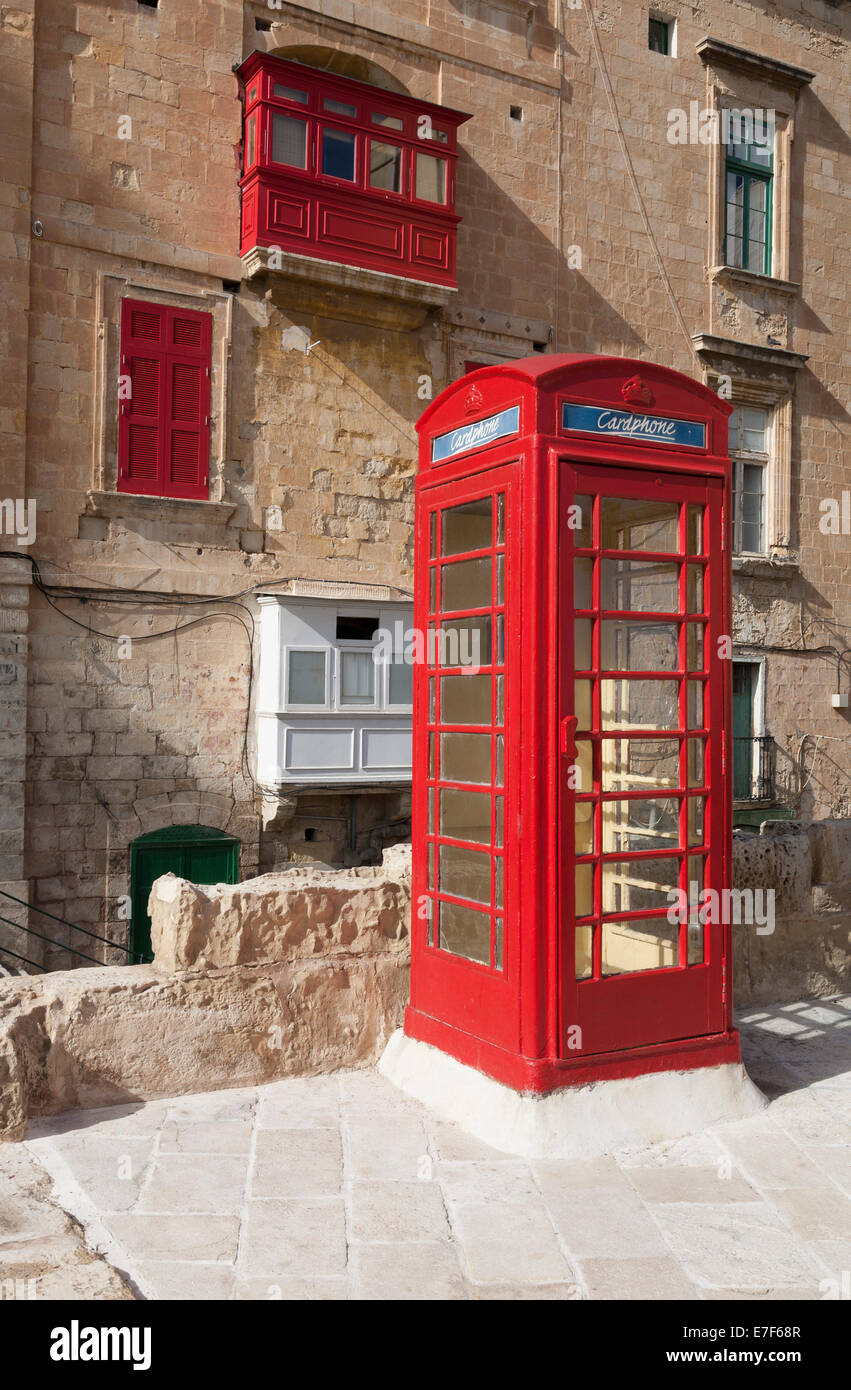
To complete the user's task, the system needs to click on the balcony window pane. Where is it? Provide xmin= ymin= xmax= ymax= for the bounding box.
xmin=245 ymin=114 xmax=256 ymax=169
xmin=369 ymin=140 xmax=402 ymax=193
xmin=340 ymin=650 xmax=374 ymax=705
xmin=322 ymin=128 xmax=356 ymax=181
xmin=324 ymin=98 xmax=357 ymax=118
xmin=288 ymin=650 xmax=326 ymax=705
xmin=273 ymin=84 xmax=308 ymax=104
xmin=416 ymin=152 xmax=447 ymax=204
xmin=388 ymin=658 xmax=413 ymax=706
xmin=372 ymin=112 xmax=403 ymax=131
xmin=272 ymin=113 xmax=308 ymax=169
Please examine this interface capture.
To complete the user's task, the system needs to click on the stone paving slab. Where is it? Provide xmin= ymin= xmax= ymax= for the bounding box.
xmin=3 ymin=993 xmax=849 ymax=1300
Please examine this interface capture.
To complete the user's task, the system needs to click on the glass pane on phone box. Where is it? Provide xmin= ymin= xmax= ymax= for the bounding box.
xmin=440 ymin=732 xmax=491 ymax=785
xmin=439 ymin=842 xmax=491 ymax=905
xmin=601 ymin=679 xmax=679 ymax=730
xmin=602 ymin=856 xmax=679 ymax=913
xmin=442 ymin=498 xmax=492 ymax=556
xmin=439 ymin=899 xmax=489 ymax=963
xmin=571 ymin=495 xmax=592 ymax=546
xmin=575 ymin=556 xmax=593 ymax=609
xmin=601 ymin=620 xmax=678 ymax=671
xmin=439 ymin=616 xmax=491 ymax=668
xmin=602 ymin=918 xmax=679 ymax=976
xmin=601 ymin=497 xmax=679 ymax=552
xmin=601 ymin=559 xmax=678 ymax=612
xmin=575 ymin=800 xmax=594 ymax=855
xmin=601 ymin=738 xmax=679 ymax=790
xmin=441 ymin=556 xmax=492 ymax=611
xmin=440 ymin=674 xmax=491 ymax=726
xmin=602 ymin=797 xmax=679 ymax=853
xmin=575 ymin=618 xmax=592 ymax=670
xmin=439 ymin=787 xmax=490 ymax=844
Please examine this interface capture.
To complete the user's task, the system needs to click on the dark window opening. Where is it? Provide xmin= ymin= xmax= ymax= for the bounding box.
xmin=649 ymin=17 xmax=670 ymax=54
xmin=336 ymin=615 xmax=380 ymax=641
xmin=137 ymin=0 xmax=158 ymax=8
xmin=255 ymin=17 xmax=272 ymax=30
xmin=509 ymin=105 xmax=523 ymax=122
xmin=304 ymin=828 xmax=318 ymax=841
xmin=221 ymin=279 xmax=240 ymax=294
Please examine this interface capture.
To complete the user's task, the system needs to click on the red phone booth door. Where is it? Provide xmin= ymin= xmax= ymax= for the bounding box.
xmin=561 ymin=463 xmax=726 ymax=1058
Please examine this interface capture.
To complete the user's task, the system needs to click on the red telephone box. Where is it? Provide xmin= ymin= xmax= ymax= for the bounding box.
xmin=407 ymin=354 xmax=740 ymax=1092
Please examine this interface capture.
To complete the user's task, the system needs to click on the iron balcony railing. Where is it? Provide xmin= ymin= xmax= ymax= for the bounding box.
xmin=0 ymin=887 xmax=137 ymax=975
xmin=733 ymin=733 xmax=775 ymax=803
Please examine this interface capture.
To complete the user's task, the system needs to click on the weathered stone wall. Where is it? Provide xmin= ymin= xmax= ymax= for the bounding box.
xmin=1 ymin=0 xmax=849 ymax=968
xmin=0 ymin=845 xmax=411 ymax=1141
xmin=732 ymin=821 xmax=851 ymax=1005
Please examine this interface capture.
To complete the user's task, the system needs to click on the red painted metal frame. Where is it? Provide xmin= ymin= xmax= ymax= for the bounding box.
xmin=236 ymin=53 xmax=470 ymax=287
xmin=409 ymin=355 xmax=736 ymax=1093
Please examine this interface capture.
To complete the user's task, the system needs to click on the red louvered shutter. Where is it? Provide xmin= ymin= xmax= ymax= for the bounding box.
xmin=118 ymin=299 xmax=211 ymax=500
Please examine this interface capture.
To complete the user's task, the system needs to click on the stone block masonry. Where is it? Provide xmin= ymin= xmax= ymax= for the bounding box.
xmin=0 ymin=846 xmax=411 ymax=1140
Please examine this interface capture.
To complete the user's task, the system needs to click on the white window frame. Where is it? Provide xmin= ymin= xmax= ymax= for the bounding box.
xmin=383 ymin=637 xmax=414 ymax=711
xmin=335 ymin=642 xmax=379 ymax=713
xmin=729 ymin=403 xmax=772 ymax=556
xmin=283 ymin=645 xmax=331 ymax=712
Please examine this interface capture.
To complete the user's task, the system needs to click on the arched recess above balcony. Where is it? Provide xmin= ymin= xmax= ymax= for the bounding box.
xmin=267 ymin=45 xmax=411 ymax=97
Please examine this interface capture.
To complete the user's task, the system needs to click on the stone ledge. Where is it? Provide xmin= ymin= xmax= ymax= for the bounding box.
xmin=696 ymin=37 xmax=815 ymax=90
xmin=242 ymin=245 xmax=455 ymax=331
xmin=732 ymin=554 xmax=801 ymax=579
xmin=708 ymin=265 xmax=801 ymax=299
xmin=693 ymin=333 xmax=809 ymax=371
xmin=84 ymin=490 xmax=237 ymax=528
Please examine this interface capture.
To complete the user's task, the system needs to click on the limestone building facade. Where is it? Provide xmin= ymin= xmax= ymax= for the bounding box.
xmin=0 ymin=0 xmax=848 ymax=968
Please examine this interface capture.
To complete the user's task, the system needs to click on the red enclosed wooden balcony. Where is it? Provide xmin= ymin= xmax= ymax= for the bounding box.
xmin=236 ymin=53 xmax=471 ymax=321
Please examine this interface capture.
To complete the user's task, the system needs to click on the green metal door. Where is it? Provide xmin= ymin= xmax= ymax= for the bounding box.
xmin=732 ymin=663 xmax=756 ymax=801
xmin=130 ymin=825 xmax=239 ymax=964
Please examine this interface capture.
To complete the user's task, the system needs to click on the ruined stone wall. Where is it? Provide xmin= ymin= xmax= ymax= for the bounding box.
xmin=0 ymin=0 xmax=848 ymax=967
xmin=0 ymin=844 xmax=411 ymax=1140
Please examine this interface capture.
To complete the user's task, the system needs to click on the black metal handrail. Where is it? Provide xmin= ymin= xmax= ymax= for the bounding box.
xmin=0 ymin=886 xmax=137 ymax=975
xmin=733 ymin=733 xmax=775 ymax=802
xmin=0 ymin=887 xmax=134 ymax=953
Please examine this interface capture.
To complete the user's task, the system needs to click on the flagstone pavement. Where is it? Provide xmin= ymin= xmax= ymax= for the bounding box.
xmin=3 ymin=995 xmax=850 ymax=1300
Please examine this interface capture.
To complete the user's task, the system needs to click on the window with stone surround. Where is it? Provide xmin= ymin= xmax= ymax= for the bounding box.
xmin=728 ymin=404 xmax=770 ymax=555
xmin=236 ymin=52 xmax=469 ymax=288
xmin=724 ymin=134 xmax=773 ymax=275
xmin=117 ymin=298 xmax=212 ymax=500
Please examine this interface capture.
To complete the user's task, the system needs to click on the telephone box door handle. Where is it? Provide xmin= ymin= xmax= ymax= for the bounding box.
xmin=560 ymin=714 xmax=578 ymax=760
